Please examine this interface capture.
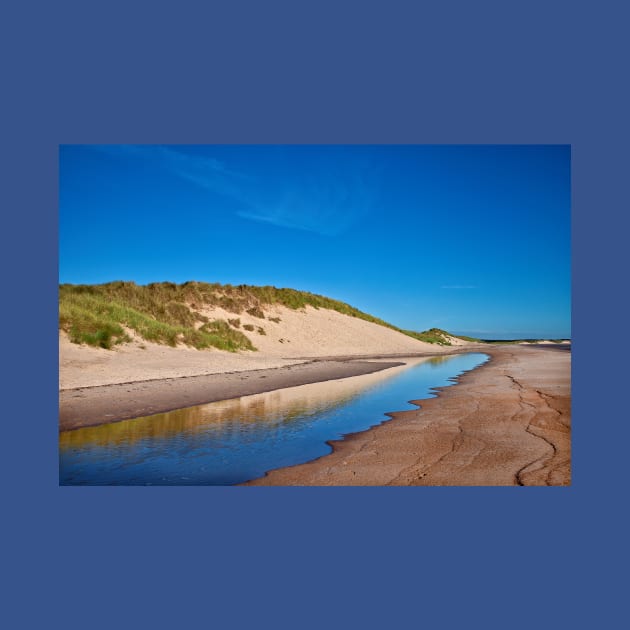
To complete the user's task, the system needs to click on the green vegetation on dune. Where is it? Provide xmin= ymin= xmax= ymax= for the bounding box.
xmin=404 ymin=328 xmax=482 ymax=345
xmin=403 ymin=328 xmax=457 ymax=345
xmin=59 ymin=282 xmax=256 ymax=351
xmin=59 ymin=281 xmax=478 ymax=350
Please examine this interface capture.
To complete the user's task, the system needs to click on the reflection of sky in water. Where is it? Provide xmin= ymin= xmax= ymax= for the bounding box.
xmin=60 ymin=353 xmax=488 ymax=486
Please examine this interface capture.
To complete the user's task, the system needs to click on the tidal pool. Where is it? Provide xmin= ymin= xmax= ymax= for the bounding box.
xmin=59 ymin=352 xmax=488 ymax=485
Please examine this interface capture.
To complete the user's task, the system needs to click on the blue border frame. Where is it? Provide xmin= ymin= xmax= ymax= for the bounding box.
xmin=3 ymin=2 xmax=626 ymax=628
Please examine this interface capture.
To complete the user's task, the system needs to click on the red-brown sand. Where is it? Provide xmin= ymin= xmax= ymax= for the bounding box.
xmin=245 ymin=345 xmax=571 ymax=486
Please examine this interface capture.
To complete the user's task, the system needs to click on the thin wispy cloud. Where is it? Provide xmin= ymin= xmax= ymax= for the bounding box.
xmin=237 ymin=170 xmax=374 ymax=236
xmin=91 ymin=145 xmax=374 ymax=236
xmin=94 ymin=144 xmax=250 ymax=189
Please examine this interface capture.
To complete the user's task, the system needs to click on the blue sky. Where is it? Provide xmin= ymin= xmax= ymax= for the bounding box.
xmin=59 ymin=145 xmax=571 ymax=339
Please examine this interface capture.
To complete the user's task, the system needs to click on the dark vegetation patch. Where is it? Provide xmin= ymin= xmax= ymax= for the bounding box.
xmin=246 ymin=306 xmax=266 ymax=319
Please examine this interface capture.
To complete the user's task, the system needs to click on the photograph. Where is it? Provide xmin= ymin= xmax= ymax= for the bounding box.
xmin=59 ymin=144 xmax=571 ymax=486
xmin=7 ymin=2 xmax=628 ymax=628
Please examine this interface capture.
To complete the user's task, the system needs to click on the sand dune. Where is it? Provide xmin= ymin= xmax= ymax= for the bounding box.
xmin=60 ymin=305 xmax=472 ymax=390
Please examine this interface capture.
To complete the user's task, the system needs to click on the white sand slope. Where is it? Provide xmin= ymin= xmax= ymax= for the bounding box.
xmin=440 ymin=334 xmax=471 ymax=346
xmin=196 ymin=305 xmax=452 ymax=357
xmin=59 ymin=305 xmax=472 ymax=389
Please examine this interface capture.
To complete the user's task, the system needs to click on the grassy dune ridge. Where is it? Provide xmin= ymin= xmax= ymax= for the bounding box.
xmin=59 ymin=281 xmax=476 ymax=350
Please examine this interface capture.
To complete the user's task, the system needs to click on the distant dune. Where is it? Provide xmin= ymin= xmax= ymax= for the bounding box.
xmin=59 ymin=281 xmax=477 ymax=389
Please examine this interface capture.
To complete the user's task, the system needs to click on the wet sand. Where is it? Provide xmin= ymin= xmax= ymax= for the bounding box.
xmin=245 ymin=345 xmax=571 ymax=486
xmin=59 ymin=343 xmax=489 ymax=431
xmin=59 ymin=358 xmax=407 ymax=431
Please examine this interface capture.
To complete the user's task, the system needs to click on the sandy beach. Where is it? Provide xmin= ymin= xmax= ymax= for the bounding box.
xmin=59 ymin=302 xmax=570 ymax=486
xmin=59 ymin=340 xmax=570 ymax=486
xmin=245 ymin=344 xmax=571 ymax=486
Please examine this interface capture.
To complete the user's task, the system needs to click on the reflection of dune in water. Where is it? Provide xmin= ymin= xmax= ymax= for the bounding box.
xmin=425 ymin=355 xmax=452 ymax=366
xmin=59 ymin=357 xmax=442 ymax=450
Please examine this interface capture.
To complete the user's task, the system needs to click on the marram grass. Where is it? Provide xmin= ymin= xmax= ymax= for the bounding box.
xmin=59 ymin=281 xmax=477 ymax=351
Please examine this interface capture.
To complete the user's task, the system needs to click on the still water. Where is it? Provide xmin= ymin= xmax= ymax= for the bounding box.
xmin=59 ymin=352 xmax=488 ymax=485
